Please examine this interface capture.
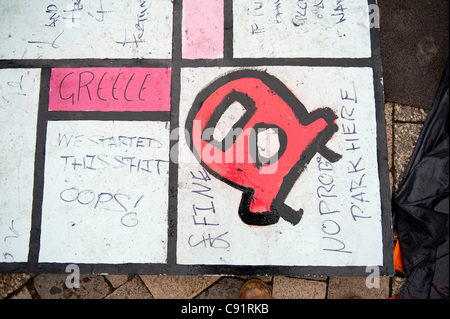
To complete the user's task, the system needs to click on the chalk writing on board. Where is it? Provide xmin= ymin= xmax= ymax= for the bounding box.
xmin=1 ymin=69 xmax=41 ymax=264
xmin=339 ymin=82 xmax=371 ymax=221
xmin=59 ymin=187 xmax=144 ymax=227
xmin=292 ymin=0 xmax=326 ymax=30
xmin=316 ymin=155 xmax=352 ymax=254
xmin=57 ymin=133 xmax=163 ymax=148
xmin=188 ymin=232 xmax=230 ymax=249
xmin=45 ymin=4 xmax=60 ymax=27
xmin=1 ymin=220 xmax=20 ymax=262
xmin=332 ymin=0 xmax=347 ymax=25
xmin=1 ymin=75 xmax=26 ymax=103
xmin=294 ymin=0 xmax=346 ymax=26
xmin=56 ymin=132 xmax=168 ymax=174
xmin=49 ymin=68 xmax=172 ymax=112
xmin=250 ymin=0 xmax=346 ymax=36
xmin=62 ymin=0 xmax=83 ymax=25
xmin=28 ymin=1 xmax=113 ymax=49
xmin=250 ymin=1 xmax=265 ymax=35
xmin=116 ymin=0 xmax=148 ymax=48
xmin=27 ymin=1 xmax=153 ymax=50
xmin=59 ymin=155 xmax=168 ymax=174
xmin=38 ymin=119 xmax=169 ymax=264
xmin=273 ymin=0 xmax=283 ymax=24
xmin=293 ymin=0 xmax=308 ymax=27
xmin=28 ymin=30 xmax=64 ymax=49
xmin=57 ymin=71 xmax=156 ymax=104
xmin=188 ymin=168 xmax=230 ymax=249
xmin=87 ymin=0 xmax=113 ymax=22
xmin=186 ymin=70 xmax=342 ymax=227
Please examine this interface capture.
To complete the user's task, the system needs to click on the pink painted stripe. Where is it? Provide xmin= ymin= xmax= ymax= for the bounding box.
xmin=49 ymin=68 xmax=171 ymax=112
xmin=182 ymin=0 xmax=224 ymax=59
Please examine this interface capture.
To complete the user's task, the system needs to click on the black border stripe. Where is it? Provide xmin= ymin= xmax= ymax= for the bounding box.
xmin=0 ymin=261 xmax=390 ymax=276
xmin=166 ymin=0 xmax=183 ymax=267
xmin=27 ymin=67 xmax=50 ymax=265
xmin=47 ymin=111 xmax=170 ymax=121
xmin=0 ymin=59 xmax=172 ymax=69
xmin=369 ymin=0 xmax=394 ymax=275
xmin=224 ymin=0 xmax=233 ymax=61
xmin=181 ymin=58 xmax=373 ymax=68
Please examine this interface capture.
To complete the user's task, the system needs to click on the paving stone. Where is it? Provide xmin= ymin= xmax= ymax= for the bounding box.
xmin=389 ymin=171 xmax=394 ymax=194
xmin=105 ymin=274 xmax=130 ymax=288
xmin=104 ymin=276 xmax=153 ymax=299
xmin=235 ymin=276 xmax=272 ymax=283
xmin=393 ymin=122 xmax=423 ymax=192
xmin=390 ymin=275 xmax=407 ymax=297
xmin=298 ymin=275 xmax=327 ymax=281
xmin=195 ymin=277 xmax=246 ymax=299
xmin=272 ymin=276 xmax=326 ymax=299
xmin=394 ymin=103 xmax=428 ymax=122
xmin=9 ymin=286 xmax=33 ymax=299
xmin=140 ymin=275 xmax=221 ymax=299
xmin=327 ymin=276 xmax=390 ymax=299
xmin=0 ymin=273 xmax=31 ymax=299
xmin=33 ymin=274 xmax=111 ymax=299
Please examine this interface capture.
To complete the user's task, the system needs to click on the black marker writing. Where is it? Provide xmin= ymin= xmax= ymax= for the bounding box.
xmin=340 ymin=82 xmax=371 ymax=222
xmin=188 ymin=232 xmax=230 ymax=249
xmin=188 ymin=168 xmax=228 ymax=249
xmin=332 ymin=0 xmax=347 ymax=24
xmin=1 ymin=220 xmax=20 ymax=262
xmin=59 ymin=187 xmax=144 ymax=227
xmin=1 ymin=75 xmax=26 ymax=103
xmin=28 ymin=29 xmax=64 ymax=49
xmin=88 ymin=0 xmax=113 ymax=22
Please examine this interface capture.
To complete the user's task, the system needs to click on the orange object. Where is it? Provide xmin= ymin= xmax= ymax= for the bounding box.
xmin=394 ymin=239 xmax=404 ymax=272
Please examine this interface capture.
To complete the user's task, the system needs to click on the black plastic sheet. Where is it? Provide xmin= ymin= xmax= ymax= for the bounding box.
xmin=394 ymin=59 xmax=449 ymax=299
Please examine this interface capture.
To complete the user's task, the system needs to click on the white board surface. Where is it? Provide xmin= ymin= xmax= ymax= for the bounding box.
xmin=0 ymin=69 xmax=41 ymax=263
xmin=0 ymin=0 xmax=173 ymax=59
xmin=177 ymin=66 xmax=383 ymax=266
xmin=39 ymin=121 xmax=170 ymax=263
xmin=233 ymin=0 xmax=372 ymax=58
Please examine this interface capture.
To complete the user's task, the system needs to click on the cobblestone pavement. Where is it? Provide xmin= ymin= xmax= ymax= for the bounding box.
xmin=0 ymin=102 xmax=427 ymax=299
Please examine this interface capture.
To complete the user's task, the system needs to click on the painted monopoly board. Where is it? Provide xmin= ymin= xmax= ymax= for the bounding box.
xmin=0 ymin=0 xmax=392 ymax=276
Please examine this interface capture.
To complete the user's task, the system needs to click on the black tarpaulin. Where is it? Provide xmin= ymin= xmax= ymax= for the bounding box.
xmin=379 ymin=0 xmax=449 ymax=110
xmin=394 ymin=59 xmax=449 ymax=299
